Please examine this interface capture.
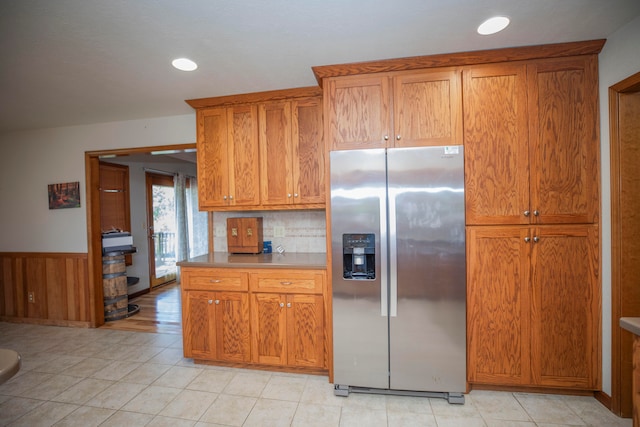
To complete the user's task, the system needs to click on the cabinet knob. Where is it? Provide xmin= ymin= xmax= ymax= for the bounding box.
xmin=533 ymin=236 xmax=539 ymax=243
xmin=279 ymin=302 xmax=285 ymax=308
xmin=215 ymin=299 xmax=220 ymax=304
xmin=287 ymin=302 xmax=292 ymax=308
xmin=533 ymin=210 xmax=540 ymax=216
xmin=208 ymin=299 xmax=213 ymax=304
xmin=396 ymin=135 xmax=401 ymax=140
xmin=384 ymin=135 xmax=389 ymax=141
xmin=523 ymin=210 xmax=530 ymax=217
xmin=288 ymin=193 xmax=292 ymax=198
xmin=229 ymin=195 xmax=233 ymax=200
xmin=294 ymin=193 xmax=298 ymax=198
xmin=524 ymin=237 xmax=531 ymax=243
xmin=223 ymin=195 xmax=227 ymax=200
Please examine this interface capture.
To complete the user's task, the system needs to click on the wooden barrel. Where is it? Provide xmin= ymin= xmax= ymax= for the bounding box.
xmin=102 ymin=254 xmax=128 ymax=321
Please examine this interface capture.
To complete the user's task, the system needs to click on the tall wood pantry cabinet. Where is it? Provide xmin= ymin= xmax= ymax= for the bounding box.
xmin=465 ymin=54 xmax=601 ymax=390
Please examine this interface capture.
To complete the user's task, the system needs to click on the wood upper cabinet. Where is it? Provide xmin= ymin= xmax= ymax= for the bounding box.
xmin=325 ymin=68 xmax=461 ymax=150
xmin=182 ymin=290 xmax=250 ymax=362
xmin=197 ymin=105 xmax=260 ymax=208
xmin=467 ymin=224 xmax=600 ymax=389
xmin=464 ymin=55 xmax=599 ymax=225
xmin=259 ymin=97 xmax=325 ymax=206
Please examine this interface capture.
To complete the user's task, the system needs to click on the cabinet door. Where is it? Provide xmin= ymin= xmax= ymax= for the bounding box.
xmin=259 ymin=102 xmax=293 ymax=206
xmin=292 ymin=97 xmax=325 ymax=204
xmin=215 ymin=291 xmax=251 ymax=362
xmin=530 ymin=225 xmax=599 ymax=389
xmin=463 ymin=64 xmax=530 ymax=225
xmin=393 ymin=69 xmax=462 ymax=148
xmin=182 ymin=290 xmax=216 ymax=359
xmin=228 ymin=105 xmax=260 ymax=206
xmin=287 ymin=294 xmax=325 ymax=368
xmin=325 ymin=74 xmax=390 ymax=150
xmin=197 ymin=108 xmax=230 ymax=208
xmin=467 ymin=226 xmax=531 ymax=385
xmin=251 ymin=293 xmax=287 ymax=365
xmin=528 ymin=56 xmax=599 ymax=224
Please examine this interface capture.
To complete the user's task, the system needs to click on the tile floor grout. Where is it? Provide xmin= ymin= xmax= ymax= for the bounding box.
xmin=0 ymin=322 xmax=631 ymax=427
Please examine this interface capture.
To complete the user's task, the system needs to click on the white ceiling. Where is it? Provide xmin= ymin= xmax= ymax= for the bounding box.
xmin=1 ymin=0 xmax=639 ymax=133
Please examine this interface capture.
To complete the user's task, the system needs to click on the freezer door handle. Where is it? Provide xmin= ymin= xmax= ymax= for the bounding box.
xmin=380 ymin=187 xmax=389 ymax=317
xmin=388 ymin=187 xmax=398 ymax=317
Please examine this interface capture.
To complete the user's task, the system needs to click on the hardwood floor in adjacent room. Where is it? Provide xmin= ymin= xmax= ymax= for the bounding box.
xmin=100 ymin=281 xmax=182 ymax=334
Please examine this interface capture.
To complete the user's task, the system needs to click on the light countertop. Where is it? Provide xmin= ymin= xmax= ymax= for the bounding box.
xmin=620 ymin=317 xmax=640 ymax=336
xmin=177 ymin=252 xmax=327 ymax=270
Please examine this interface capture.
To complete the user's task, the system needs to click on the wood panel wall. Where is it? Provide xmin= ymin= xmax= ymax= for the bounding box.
xmin=0 ymin=252 xmax=91 ymax=327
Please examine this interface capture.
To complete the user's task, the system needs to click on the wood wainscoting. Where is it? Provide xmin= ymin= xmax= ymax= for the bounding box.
xmin=0 ymin=252 xmax=91 ymax=327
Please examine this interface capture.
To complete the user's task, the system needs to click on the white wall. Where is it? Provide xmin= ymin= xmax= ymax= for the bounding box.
xmin=598 ymin=15 xmax=640 ymax=395
xmin=0 ymin=114 xmax=195 ymax=252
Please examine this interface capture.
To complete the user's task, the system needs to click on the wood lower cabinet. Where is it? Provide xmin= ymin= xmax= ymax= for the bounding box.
xmin=467 ymin=225 xmax=600 ymax=390
xmin=181 ymin=266 xmax=327 ymax=372
xmin=182 ymin=290 xmax=250 ymax=362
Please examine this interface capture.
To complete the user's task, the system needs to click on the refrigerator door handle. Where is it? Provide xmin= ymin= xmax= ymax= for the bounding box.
xmin=380 ymin=190 xmax=389 ymax=317
xmin=388 ymin=187 xmax=397 ymax=317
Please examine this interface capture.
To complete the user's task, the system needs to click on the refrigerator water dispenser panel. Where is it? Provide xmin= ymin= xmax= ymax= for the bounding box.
xmin=342 ymin=233 xmax=375 ymax=280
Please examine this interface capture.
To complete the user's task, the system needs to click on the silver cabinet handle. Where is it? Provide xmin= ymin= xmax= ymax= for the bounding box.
xmin=384 ymin=135 xmax=389 ymax=141
xmin=396 ymin=135 xmax=401 ymax=140
xmin=524 ymin=237 xmax=531 ymax=243
xmin=287 ymin=193 xmax=292 ymax=198
xmin=287 ymin=302 xmax=292 ymax=308
xmin=533 ymin=210 xmax=539 ymax=216
xmin=294 ymin=193 xmax=298 ymax=197
xmin=215 ymin=299 xmax=220 ymax=304
xmin=524 ymin=210 xmax=530 ymax=217
xmin=208 ymin=299 xmax=213 ymax=304
xmin=223 ymin=195 xmax=227 ymax=200
xmin=280 ymin=281 xmax=293 ymax=285
xmin=229 ymin=195 xmax=233 ymax=200
xmin=279 ymin=302 xmax=284 ymax=308
xmin=210 ymin=279 xmax=221 ymax=283
xmin=533 ymin=236 xmax=539 ymax=243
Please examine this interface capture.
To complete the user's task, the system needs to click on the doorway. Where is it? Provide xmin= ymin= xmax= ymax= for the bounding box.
xmin=610 ymin=70 xmax=640 ymax=417
xmin=85 ymin=143 xmax=207 ymax=327
xmin=146 ymin=172 xmax=177 ymax=288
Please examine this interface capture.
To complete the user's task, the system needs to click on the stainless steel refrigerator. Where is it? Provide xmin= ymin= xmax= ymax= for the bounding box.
xmin=330 ymin=146 xmax=466 ymax=403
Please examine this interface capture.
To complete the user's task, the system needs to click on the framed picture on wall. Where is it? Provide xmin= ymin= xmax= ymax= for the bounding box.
xmin=48 ymin=181 xmax=81 ymax=209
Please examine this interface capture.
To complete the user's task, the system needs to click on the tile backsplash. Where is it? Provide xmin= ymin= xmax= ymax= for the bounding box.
xmin=212 ymin=210 xmax=326 ymax=253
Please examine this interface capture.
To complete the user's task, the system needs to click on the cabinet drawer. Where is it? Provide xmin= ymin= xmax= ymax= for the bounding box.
xmin=182 ymin=268 xmax=248 ymax=291
xmin=250 ymin=270 xmax=324 ymax=294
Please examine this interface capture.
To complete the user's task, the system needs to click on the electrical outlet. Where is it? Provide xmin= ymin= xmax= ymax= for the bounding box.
xmin=28 ymin=291 xmax=35 ymax=303
xmin=274 ymin=226 xmax=285 ymax=237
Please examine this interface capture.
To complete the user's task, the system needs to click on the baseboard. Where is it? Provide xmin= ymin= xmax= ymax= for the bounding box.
xmin=594 ymin=390 xmax=612 ymax=409
xmin=128 ymin=288 xmax=150 ymax=299
xmin=0 ymin=316 xmax=91 ymax=328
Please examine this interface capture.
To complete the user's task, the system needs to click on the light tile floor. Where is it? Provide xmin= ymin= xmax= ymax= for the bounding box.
xmin=0 ymin=321 xmax=631 ymax=427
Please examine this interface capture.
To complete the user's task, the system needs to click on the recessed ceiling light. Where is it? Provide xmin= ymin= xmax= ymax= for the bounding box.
xmin=477 ymin=16 xmax=510 ymax=35
xmin=172 ymin=58 xmax=198 ymax=71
